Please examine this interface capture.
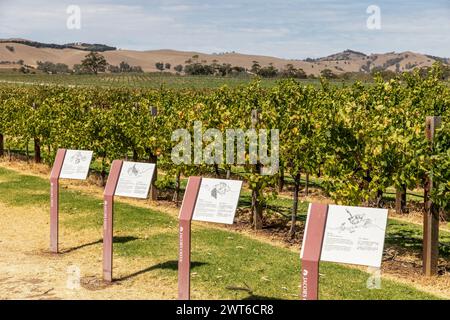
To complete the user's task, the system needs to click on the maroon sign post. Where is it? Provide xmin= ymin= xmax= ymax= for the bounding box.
xmin=300 ymin=203 xmax=329 ymax=300
xmin=102 ymin=160 xmax=123 ymax=282
xmin=49 ymin=149 xmax=67 ymax=253
xmin=178 ymin=176 xmax=202 ymax=300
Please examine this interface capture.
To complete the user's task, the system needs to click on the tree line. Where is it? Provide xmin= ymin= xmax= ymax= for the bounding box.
xmin=37 ymin=52 xmax=143 ymax=75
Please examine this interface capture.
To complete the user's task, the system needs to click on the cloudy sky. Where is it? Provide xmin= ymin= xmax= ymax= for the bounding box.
xmin=0 ymin=0 xmax=449 ymax=59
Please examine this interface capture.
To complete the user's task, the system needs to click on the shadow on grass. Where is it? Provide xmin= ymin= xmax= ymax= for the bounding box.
xmin=117 ymin=260 xmax=208 ymax=282
xmin=60 ymin=239 xmax=103 ymax=254
xmin=386 ymin=222 xmax=450 ymax=257
xmin=113 ymin=236 xmax=140 ymax=244
xmin=60 ymin=236 xmax=139 ymax=254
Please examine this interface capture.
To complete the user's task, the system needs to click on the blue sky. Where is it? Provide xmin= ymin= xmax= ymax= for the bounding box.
xmin=0 ymin=0 xmax=449 ymax=59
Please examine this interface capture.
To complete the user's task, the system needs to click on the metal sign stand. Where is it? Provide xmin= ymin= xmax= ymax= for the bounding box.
xmin=102 ymin=160 xmax=124 ymax=282
xmin=49 ymin=149 xmax=67 ymax=253
xmin=178 ymin=176 xmax=202 ymax=300
xmin=300 ymin=203 xmax=329 ymax=300
xmin=423 ymin=116 xmax=442 ymax=276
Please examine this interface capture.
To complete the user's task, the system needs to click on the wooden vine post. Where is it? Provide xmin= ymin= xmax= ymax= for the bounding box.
xmin=251 ymin=109 xmax=263 ymax=230
xmin=149 ymin=106 xmax=158 ymax=201
xmin=423 ymin=116 xmax=442 ymax=276
xmin=32 ymin=102 xmax=41 ymax=163
xmin=395 ymin=184 xmax=407 ymax=214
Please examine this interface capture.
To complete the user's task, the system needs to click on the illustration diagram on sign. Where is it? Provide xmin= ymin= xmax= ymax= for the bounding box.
xmin=331 ymin=208 xmax=385 ymax=234
xmin=126 ymin=164 xmax=152 ymax=178
xmin=114 ymin=162 xmax=155 ymax=199
xmin=192 ymin=178 xmax=243 ymax=225
xmin=320 ymin=205 xmax=388 ymax=268
xmin=69 ymin=151 xmax=88 ymax=165
xmin=208 ymin=182 xmax=231 ymax=199
xmin=59 ymin=150 xmax=93 ymax=180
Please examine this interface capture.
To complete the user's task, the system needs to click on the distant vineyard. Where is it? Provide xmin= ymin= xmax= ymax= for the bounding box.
xmin=0 ymin=64 xmax=449 ymax=229
xmin=0 ymin=72 xmax=286 ymax=89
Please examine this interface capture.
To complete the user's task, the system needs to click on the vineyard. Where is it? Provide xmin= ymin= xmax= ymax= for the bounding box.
xmin=0 ymin=72 xmax=286 ymax=89
xmin=0 ymin=64 xmax=449 ymax=234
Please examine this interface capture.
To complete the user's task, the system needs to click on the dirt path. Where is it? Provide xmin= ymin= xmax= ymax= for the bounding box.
xmin=0 ymin=200 xmax=177 ymax=300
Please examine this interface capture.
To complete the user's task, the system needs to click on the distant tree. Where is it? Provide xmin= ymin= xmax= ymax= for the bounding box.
xmin=36 ymin=61 xmax=50 ymax=73
xmin=54 ymin=63 xmax=70 ymax=73
xmin=155 ymin=62 xmax=164 ymax=72
xmin=360 ymin=61 xmax=372 ymax=73
xmin=119 ymin=61 xmax=132 ymax=72
xmin=295 ymin=68 xmax=307 ymax=79
xmin=371 ymin=67 xmax=397 ymax=80
xmin=320 ymin=68 xmax=337 ymax=79
xmin=340 ymin=72 xmax=353 ymax=80
xmin=174 ymin=64 xmax=183 ymax=73
xmin=72 ymin=64 xmax=84 ymax=74
xmin=370 ymin=66 xmax=384 ymax=74
xmin=131 ymin=66 xmax=143 ymax=73
xmin=184 ymin=63 xmax=214 ymax=75
xmin=231 ymin=66 xmax=246 ymax=75
xmin=257 ymin=65 xmax=278 ymax=78
xmin=165 ymin=63 xmax=171 ymax=70
xmin=209 ymin=60 xmax=220 ymax=72
xmin=282 ymin=64 xmax=296 ymax=76
xmin=216 ymin=63 xmax=232 ymax=76
xmin=281 ymin=64 xmax=307 ymax=79
xmin=108 ymin=64 xmax=120 ymax=73
xmin=19 ymin=66 xmax=30 ymax=73
xmin=108 ymin=62 xmax=143 ymax=73
xmin=80 ymin=51 xmax=107 ymax=74
xmin=251 ymin=61 xmax=261 ymax=74
xmin=36 ymin=61 xmax=70 ymax=74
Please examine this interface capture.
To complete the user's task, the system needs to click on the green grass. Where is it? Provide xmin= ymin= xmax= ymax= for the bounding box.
xmin=0 ymin=166 xmax=444 ymax=299
xmin=386 ymin=220 xmax=450 ymax=256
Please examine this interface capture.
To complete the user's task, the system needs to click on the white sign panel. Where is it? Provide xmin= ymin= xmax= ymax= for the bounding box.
xmin=60 ymin=150 xmax=93 ymax=180
xmin=192 ymin=178 xmax=243 ymax=225
xmin=320 ymin=205 xmax=388 ymax=268
xmin=115 ymin=162 xmax=155 ymax=199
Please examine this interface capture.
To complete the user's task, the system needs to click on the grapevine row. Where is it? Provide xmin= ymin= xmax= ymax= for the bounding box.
xmin=0 ymin=64 xmax=448 ymax=230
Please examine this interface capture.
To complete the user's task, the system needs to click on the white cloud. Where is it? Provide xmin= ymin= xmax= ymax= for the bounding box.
xmin=0 ymin=0 xmax=448 ymax=59
xmin=160 ymin=5 xmax=192 ymax=12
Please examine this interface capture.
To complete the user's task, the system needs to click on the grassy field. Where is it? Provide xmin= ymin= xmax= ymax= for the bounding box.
xmin=0 ymin=165 xmax=446 ymax=299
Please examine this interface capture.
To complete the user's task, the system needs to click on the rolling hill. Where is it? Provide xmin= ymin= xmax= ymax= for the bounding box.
xmin=0 ymin=39 xmax=448 ymax=76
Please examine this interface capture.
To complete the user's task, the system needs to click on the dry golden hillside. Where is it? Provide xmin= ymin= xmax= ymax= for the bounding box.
xmin=0 ymin=41 xmax=447 ymax=76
